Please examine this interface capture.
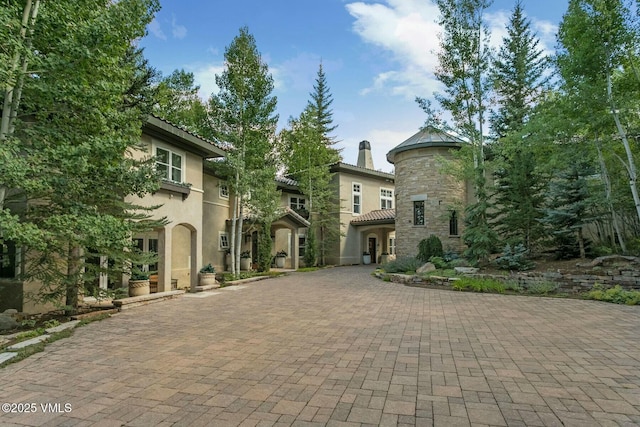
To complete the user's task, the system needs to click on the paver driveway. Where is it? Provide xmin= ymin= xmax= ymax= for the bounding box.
xmin=1 ymin=266 xmax=639 ymax=427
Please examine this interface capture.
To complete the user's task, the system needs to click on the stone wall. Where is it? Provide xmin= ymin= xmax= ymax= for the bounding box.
xmin=394 ymin=147 xmax=466 ymax=258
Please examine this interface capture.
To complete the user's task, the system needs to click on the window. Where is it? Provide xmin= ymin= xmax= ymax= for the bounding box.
xmin=413 ymin=201 xmax=425 ymax=225
xmin=0 ymin=240 xmax=17 ymax=278
xmin=219 ymin=182 xmax=229 ymax=199
xmin=450 ymin=210 xmax=459 ymax=236
xmin=156 ymin=147 xmax=183 ymax=183
xmin=380 ymin=188 xmax=393 ymax=210
xmin=132 ymin=237 xmax=158 ymax=273
xmin=352 ymin=183 xmax=362 ymax=214
xmin=219 ymin=232 xmax=230 ymax=250
xmin=290 ymin=197 xmax=306 ymax=210
xmin=389 ymin=238 xmax=396 ymax=255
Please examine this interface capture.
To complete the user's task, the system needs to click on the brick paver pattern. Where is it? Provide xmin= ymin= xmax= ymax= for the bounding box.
xmin=0 ymin=266 xmax=639 ymax=426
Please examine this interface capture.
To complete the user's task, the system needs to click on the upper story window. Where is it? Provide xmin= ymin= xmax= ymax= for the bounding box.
xmin=380 ymin=188 xmax=394 ymax=210
xmin=219 ymin=182 xmax=229 ymax=199
xmin=156 ymin=147 xmax=183 ymax=183
xmin=219 ymin=232 xmax=229 ymax=250
xmin=290 ymin=197 xmax=306 ymax=210
xmin=352 ymin=183 xmax=362 ymax=214
xmin=413 ymin=200 xmax=425 ymax=226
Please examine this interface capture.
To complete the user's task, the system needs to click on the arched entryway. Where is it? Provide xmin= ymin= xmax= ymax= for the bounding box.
xmin=157 ymin=222 xmax=199 ymax=292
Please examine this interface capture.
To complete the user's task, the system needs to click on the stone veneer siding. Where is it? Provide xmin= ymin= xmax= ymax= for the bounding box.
xmin=394 ymin=146 xmax=466 ymax=258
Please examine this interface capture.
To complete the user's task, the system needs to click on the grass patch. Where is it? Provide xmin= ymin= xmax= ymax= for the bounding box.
xmin=0 ymin=329 xmax=74 ymax=369
xmin=221 ymin=271 xmax=285 ymax=282
xmin=525 ymin=281 xmax=560 ymax=295
xmin=585 ymin=284 xmax=640 ymax=305
xmin=451 ymin=277 xmax=506 ymax=293
xmin=421 ymin=269 xmax=457 ymax=278
xmin=381 ymin=257 xmax=423 ymax=274
xmin=297 ymin=267 xmax=320 ymax=272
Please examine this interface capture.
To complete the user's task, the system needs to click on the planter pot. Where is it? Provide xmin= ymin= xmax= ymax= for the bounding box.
xmin=380 ymin=255 xmax=390 ymax=265
xmin=225 ymin=253 xmax=231 ymax=271
xmin=275 ymin=256 xmax=286 ymax=268
xmin=128 ymin=279 xmax=150 ymax=297
xmin=363 ymin=255 xmax=371 ymax=265
xmin=199 ymin=272 xmax=218 ymax=287
xmin=240 ymin=257 xmax=252 ymax=271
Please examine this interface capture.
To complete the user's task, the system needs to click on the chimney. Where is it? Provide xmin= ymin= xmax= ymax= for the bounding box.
xmin=357 ymin=140 xmax=374 ymax=169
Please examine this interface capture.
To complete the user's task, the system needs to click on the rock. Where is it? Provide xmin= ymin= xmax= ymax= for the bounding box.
xmin=0 ymin=314 xmax=18 ymax=331
xmin=2 ymin=309 xmax=18 ymax=315
xmin=454 ymin=266 xmax=479 ymax=274
xmin=417 ymin=262 xmax=436 ymax=273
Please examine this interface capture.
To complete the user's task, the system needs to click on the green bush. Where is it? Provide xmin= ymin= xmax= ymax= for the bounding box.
xmin=586 ymin=284 xmax=640 ymax=305
xmin=417 ymin=235 xmax=444 ymax=262
xmin=382 ymin=257 xmax=423 ymax=274
xmin=429 ymin=256 xmax=449 ymax=269
xmin=525 ymin=281 xmax=559 ymax=295
xmin=493 ymin=243 xmax=535 ymax=271
xmin=451 ymin=277 xmax=505 ymax=293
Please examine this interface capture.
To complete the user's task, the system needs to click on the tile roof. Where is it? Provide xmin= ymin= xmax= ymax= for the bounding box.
xmin=275 ymin=175 xmax=298 ymax=186
xmin=350 ymin=209 xmax=396 ymax=225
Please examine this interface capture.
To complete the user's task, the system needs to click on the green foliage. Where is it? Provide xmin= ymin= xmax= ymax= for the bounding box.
xmin=256 ymin=223 xmax=272 ymax=272
xmin=199 ymin=263 xmax=215 ymax=274
xmin=297 ymin=267 xmax=320 ymax=272
xmin=303 ymin=226 xmax=318 ymax=267
xmin=493 ymin=243 xmax=535 ymax=271
xmin=429 ymin=256 xmax=449 ymax=269
xmin=381 ymin=257 xmax=423 ymax=274
xmin=525 ymin=281 xmax=560 ymax=295
xmin=585 ymin=284 xmax=640 ymax=305
xmin=417 ymin=235 xmax=444 ymax=262
xmin=152 ymin=69 xmax=208 ymax=135
xmin=462 ymin=199 xmax=498 ymax=264
xmin=451 ymin=277 xmax=506 ymax=293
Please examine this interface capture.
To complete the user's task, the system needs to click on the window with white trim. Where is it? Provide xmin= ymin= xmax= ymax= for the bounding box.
xmin=352 ymin=183 xmax=362 ymax=214
xmin=290 ymin=196 xmax=306 ymax=210
xmin=389 ymin=237 xmax=396 ymax=255
xmin=219 ymin=232 xmax=229 ymax=250
xmin=156 ymin=147 xmax=183 ymax=183
xmin=299 ymin=232 xmax=306 ymax=257
xmin=219 ymin=182 xmax=229 ymax=199
xmin=380 ymin=188 xmax=394 ymax=210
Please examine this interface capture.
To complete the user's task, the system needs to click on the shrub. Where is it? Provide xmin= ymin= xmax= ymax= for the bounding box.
xmin=493 ymin=244 xmax=535 ymax=271
xmin=429 ymin=256 xmax=449 ymax=269
xmin=451 ymin=277 xmax=505 ymax=293
xmin=199 ymin=263 xmax=215 ymax=274
xmin=525 ymin=281 xmax=559 ymax=295
xmin=382 ymin=257 xmax=423 ymax=274
xmin=417 ymin=235 xmax=444 ymax=262
xmin=586 ymin=284 xmax=640 ymax=305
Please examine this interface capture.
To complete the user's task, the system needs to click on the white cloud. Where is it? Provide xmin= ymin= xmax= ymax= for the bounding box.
xmin=346 ymin=0 xmax=558 ymax=100
xmin=172 ymin=15 xmax=187 ymax=39
xmin=148 ymin=18 xmax=166 ymax=40
xmin=191 ymin=63 xmax=224 ymax=99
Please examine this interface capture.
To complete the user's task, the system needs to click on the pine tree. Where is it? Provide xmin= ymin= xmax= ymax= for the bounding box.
xmin=153 ymin=69 xmax=208 ymax=136
xmin=207 ymin=27 xmax=279 ymax=276
xmin=489 ymin=1 xmax=550 ymax=252
xmin=306 ymin=62 xmax=339 ymax=147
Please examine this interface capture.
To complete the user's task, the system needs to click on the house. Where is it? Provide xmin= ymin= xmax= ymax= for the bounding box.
xmin=1 ymin=117 xmax=396 ymax=314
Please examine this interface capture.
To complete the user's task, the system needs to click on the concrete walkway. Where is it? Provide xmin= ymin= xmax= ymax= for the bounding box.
xmin=0 ymin=266 xmax=639 ymax=426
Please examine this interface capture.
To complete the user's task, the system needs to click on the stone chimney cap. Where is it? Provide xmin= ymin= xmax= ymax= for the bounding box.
xmin=359 ymin=140 xmax=371 ymax=150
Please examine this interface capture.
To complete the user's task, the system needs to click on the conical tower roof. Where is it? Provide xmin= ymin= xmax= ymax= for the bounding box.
xmin=386 ymin=125 xmax=465 ymax=164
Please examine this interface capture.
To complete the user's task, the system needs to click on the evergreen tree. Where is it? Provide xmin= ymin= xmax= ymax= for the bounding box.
xmin=432 ymin=0 xmax=496 ymax=264
xmin=489 ymin=1 xmax=550 ymax=251
xmin=280 ymin=63 xmax=341 ymax=266
xmin=1 ymin=0 xmax=163 ymax=312
xmin=207 ymin=27 xmax=279 ymax=276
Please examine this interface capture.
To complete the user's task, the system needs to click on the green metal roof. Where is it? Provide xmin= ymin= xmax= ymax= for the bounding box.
xmin=386 ymin=126 xmax=465 ymax=164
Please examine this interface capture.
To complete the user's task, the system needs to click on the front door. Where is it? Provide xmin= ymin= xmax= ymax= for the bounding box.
xmin=368 ymin=237 xmax=377 ymax=264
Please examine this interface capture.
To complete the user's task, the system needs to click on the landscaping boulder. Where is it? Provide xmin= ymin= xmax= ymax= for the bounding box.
xmin=454 ymin=266 xmax=479 ymax=274
xmin=0 ymin=314 xmax=18 ymax=331
xmin=417 ymin=262 xmax=436 ymax=273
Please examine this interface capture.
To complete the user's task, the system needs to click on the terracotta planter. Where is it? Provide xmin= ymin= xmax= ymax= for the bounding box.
xmin=128 ymin=279 xmax=150 ymax=297
xmin=275 ymin=256 xmax=285 ymax=268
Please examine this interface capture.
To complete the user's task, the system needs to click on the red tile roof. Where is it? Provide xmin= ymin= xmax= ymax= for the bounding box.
xmin=350 ymin=209 xmax=396 ymax=225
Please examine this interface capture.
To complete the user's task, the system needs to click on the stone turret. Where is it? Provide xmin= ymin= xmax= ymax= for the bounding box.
xmin=357 ymin=140 xmax=374 ymax=170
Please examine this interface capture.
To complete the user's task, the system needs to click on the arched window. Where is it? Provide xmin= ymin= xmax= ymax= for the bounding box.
xmin=449 ymin=210 xmax=459 ymax=236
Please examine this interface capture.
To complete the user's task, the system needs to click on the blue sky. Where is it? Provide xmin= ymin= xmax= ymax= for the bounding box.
xmin=140 ymin=0 xmax=567 ymax=173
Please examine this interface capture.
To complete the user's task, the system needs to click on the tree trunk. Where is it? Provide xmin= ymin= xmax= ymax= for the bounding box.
xmin=576 ymin=228 xmax=586 ymax=259
xmin=65 ymin=246 xmax=82 ymax=315
xmin=607 ymin=72 xmax=640 ymax=223
xmin=236 ymin=203 xmax=244 ymax=274
xmin=595 ymin=138 xmax=627 ymax=252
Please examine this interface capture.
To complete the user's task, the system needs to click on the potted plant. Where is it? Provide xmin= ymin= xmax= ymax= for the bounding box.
xmin=362 ymin=251 xmax=372 ymax=265
xmin=128 ymin=271 xmax=150 ymax=297
xmin=199 ymin=263 xmax=218 ymax=288
xmin=275 ymin=250 xmax=287 ymax=268
xmin=380 ymin=252 xmax=390 ymax=265
xmin=240 ymin=250 xmax=252 ymax=271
